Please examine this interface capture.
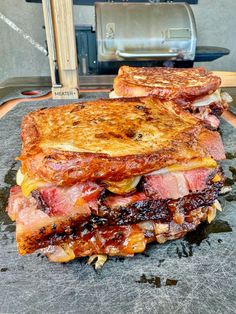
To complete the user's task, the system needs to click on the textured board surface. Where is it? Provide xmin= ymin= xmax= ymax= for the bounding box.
xmin=0 ymin=87 xmax=50 ymax=106
xmin=0 ymin=92 xmax=236 ymax=314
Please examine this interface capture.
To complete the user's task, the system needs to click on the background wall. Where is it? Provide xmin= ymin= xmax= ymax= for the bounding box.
xmin=0 ymin=0 xmax=235 ymax=84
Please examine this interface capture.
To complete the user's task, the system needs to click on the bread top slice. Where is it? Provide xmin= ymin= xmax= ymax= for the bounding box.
xmin=113 ymin=66 xmax=221 ymax=100
xmin=19 ymin=96 xmax=219 ymax=185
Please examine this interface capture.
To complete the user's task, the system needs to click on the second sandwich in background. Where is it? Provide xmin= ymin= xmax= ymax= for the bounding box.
xmin=110 ymin=66 xmax=232 ymax=129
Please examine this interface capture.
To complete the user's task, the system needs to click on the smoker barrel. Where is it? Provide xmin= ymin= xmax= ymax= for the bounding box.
xmin=76 ymin=3 xmax=229 ymax=74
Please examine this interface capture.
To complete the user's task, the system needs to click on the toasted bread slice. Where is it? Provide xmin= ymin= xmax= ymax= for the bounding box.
xmin=113 ymin=66 xmax=221 ymax=100
xmin=19 ymin=96 xmax=224 ymax=185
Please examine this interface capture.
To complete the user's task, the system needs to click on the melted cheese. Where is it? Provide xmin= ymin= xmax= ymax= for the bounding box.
xmin=17 ymin=156 xmax=217 ymax=197
xmin=16 ymin=168 xmax=24 ymax=186
xmin=111 ymin=88 xmax=227 ymax=108
xmin=167 ymin=157 xmax=217 ymax=172
xmin=109 ymin=91 xmax=120 ymax=99
xmin=192 ymin=90 xmax=221 ymax=107
xmin=145 ymin=157 xmax=217 ymax=176
xmin=212 ymin=174 xmax=221 ymax=183
xmin=16 ymin=168 xmax=48 ymax=197
xmin=104 ymin=176 xmax=141 ymax=195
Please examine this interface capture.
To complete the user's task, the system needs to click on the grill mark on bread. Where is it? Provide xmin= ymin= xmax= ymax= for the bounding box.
xmin=125 ymin=128 xmax=136 ymax=138
xmin=70 ymin=104 xmax=85 ymax=112
xmin=135 ymin=105 xmax=150 ymax=115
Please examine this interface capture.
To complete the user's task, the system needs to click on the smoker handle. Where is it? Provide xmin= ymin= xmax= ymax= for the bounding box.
xmin=116 ymin=50 xmax=179 ymax=58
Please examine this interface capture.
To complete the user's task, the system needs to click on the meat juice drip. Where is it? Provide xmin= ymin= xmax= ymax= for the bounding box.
xmin=136 ymin=274 xmax=161 ymax=288
xmin=225 ymin=152 xmax=236 ymax=160
xmin=176 ymin=242 xmax=193 ymax=258
xmin=185 ymin=219 xmax=232 ymax=246
xmin=224 ymin=177 xmax=235 ymax=186
xmin=4 ymin=161 xmax=17 ymax=186
xmin=0 ymin=187 xmax=11 ymax=224
xmin=165 ymin=279 xmax=178 ymax=286
xmin=224 ymin=164 xmax=236 ymax=201
xmin=136 ymin=274 xmax=178 ymax=288
xmin=0 ymin=161 xmax=18 ymax=231
xmin=229 ymin=166 xmax=236 ymax=182
xmin=225 ymin=194 xmax=236 ymax=202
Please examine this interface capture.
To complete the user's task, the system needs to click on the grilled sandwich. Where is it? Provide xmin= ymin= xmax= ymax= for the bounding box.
xmin=7 ymin=97 xmax=225 ymax=265
xmin=110 ymin=66 xmax=232 ymax=128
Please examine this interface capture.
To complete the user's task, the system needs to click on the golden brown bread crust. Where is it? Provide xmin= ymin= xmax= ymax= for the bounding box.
xmin=19 ymin=96 xmax=212 ymax=185
xmin=113 ymin=66 xmax=221 ymax=100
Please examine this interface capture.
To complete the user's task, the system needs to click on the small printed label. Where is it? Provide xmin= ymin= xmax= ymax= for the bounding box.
xmin=54 ymin=91 xmax=77 ymax=97
xmin=106 ymin=23 xmax=115 ymax=39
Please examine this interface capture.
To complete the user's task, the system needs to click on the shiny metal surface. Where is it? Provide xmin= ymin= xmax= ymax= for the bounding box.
xmin=96 ymin=3 xmax=196 ymax=62
xmin=0 ymin=75 xmax=115 ymax=89
xmin=116 ymin=50 xmax=179 ymax=59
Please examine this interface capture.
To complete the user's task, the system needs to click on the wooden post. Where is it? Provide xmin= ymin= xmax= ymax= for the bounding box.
xmin=42 ymin=0 xmax=79 ymax=99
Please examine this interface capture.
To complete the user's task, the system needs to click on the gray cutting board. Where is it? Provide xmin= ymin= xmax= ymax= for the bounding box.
xmin=0 ymin=93 xmax=236 ymax=314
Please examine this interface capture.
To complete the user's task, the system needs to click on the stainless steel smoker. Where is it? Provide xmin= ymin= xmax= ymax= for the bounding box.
xmin=76 ymin=2 xmax=229 ymax=74
xmin=96 ymin=2 xmax=197 ymax=62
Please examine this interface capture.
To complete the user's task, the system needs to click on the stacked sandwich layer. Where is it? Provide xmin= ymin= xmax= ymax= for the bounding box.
xmin=7 ymin=97 xmax=225 ymax=262
xmin=110 ymin=66 xmax=232 ymax=128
